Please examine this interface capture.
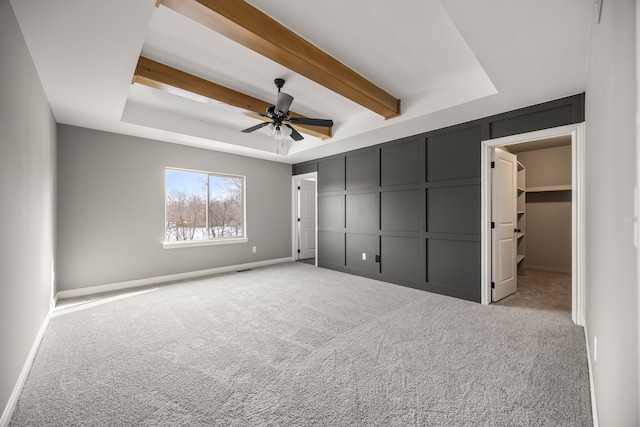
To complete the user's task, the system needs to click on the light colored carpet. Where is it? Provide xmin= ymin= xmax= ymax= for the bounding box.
xmin=10 ymin=263 xmax=592 ymax=426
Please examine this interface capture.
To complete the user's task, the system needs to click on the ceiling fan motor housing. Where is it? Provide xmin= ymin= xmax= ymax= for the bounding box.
xmin=240 ymin=77 xmax=332 ymax=142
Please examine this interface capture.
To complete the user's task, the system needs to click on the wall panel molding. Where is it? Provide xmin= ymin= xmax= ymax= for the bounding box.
xmin=298 ymin=93 xmax=585 ymax=302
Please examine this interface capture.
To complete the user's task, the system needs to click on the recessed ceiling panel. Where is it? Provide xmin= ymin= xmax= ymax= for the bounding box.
xmin=11 ymin=0 xmax=589 ymax=163
xmin=246 ymin=0 xmax=492 ymax=99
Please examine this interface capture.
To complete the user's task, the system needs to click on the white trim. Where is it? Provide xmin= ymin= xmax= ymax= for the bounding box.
xmin=480 ymin=142 xmax=490 ymax=304
xmin=481 ymin=123 xmax=586 ymax=326
xmin=162 ymin=237 xmax=248 ymax=249
xmin=573 ymin=123 xmax=587 ymax=326
xmin=583 ymin=322 xmax=600 ymax=427
xmin=480 ymin=143 xmax=491 ymax=305
xmin=291 ymin=175 xmax=298 ymax=260
xmin=0 ymin=309 xmax=52 ymax=427
xmin=292 ymin=172 xmax=318 ymax=265
xmin=164 ymin=167 xmax=247 ymax=244
xmin=55 ymin=257 xmax=293 ymax=300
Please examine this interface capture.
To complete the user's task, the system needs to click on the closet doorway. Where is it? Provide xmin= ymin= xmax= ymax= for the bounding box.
xmin=481 ymin=123 xmax=585 ymax=326
xmin=292 ymin=172 xmax=317 ymax=266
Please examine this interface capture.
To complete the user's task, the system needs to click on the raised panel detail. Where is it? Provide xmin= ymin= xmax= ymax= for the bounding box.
xmin=381 ymin=138 xmax=421 ymax=186
xmin=346 ymin=233 xmax=379 ymax=272
xmin=381 ymin=236 xmax=423 ymax=281
xmin=293 ymin=162 xmax=317 ymax=176
xmin=318 ymin=195 xmax=344 ymax=229
xmin=294 ymin=94 xmax=584 ymax=303
xmin=346 ymin=192 xmax=379 ymax=230
xmin=381 ymin=189 xmax=421 ymax=232
xmin=497 ymin=237 xmax=515 ymax=282
xmin=427 ymin=185 xmax=480 ymax=234
xmin=428 ymin=239 xmax=480 ymax=300
xmin=346 ymin=149 xmax=379 ymax=189
xmin=318 ymin=157 xmax=345 ymax=192
xmin=490 ymin=104 xmax=573 ymax=139
xmin=318 ymin=231 xmax=344 ymax=266
xmin=427 ymin=126 xmax=481 ymax=182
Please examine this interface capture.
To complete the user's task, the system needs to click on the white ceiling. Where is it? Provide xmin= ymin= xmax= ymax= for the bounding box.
xmin=10 ymin=0 xmax=592 ymax=164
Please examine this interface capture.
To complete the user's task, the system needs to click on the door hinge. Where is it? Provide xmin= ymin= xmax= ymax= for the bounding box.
xmin=491 ymin=222 xmax=495 ymax=229
xmin=491 ymin=281 xmax=495 ymax=289
xmin=297 ymin=218 xmax=301 ymax=222
xmin=490 ymin=161 xmax=495 ymax=168
xmin=297 ymin=186 xmax=301 ymax=190
xmin=297 ymin=249 xmax=301 ymax=253
xmin=375 ymin=255 xmax=381 ymax=263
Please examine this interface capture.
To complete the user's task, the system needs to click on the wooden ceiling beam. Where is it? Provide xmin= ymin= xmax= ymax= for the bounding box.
xmin=132 ymin=56 xmax=332 ymax=140
xmin=158 ymin=0 xmax=401 ymax=119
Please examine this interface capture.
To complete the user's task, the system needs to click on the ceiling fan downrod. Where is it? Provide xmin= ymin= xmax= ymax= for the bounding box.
xmin=274 ymin=78 xmax=285 ymax=92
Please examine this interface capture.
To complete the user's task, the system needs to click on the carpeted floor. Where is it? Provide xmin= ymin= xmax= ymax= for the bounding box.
xmin=10 ymin=263 xmax=591 ymax=426
xmin=496 ymin=269 xmax=572 ymax=313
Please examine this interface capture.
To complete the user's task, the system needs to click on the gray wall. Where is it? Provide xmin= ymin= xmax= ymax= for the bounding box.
xmin=57 ymin=125 xmax=292 ymax=291
xmin=0 ymin=0 xmax=56 ymax=420
xmin=584 ymin=0 xmax=639 ymax=425
xmin=517 ymin=146 xmax=572 ymax=272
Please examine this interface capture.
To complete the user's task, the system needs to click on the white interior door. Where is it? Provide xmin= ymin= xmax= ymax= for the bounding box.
xmin=492 ymin=148 xmax=518 ymax=301
xmin=298 ymin=179 xmax=316 ymax=259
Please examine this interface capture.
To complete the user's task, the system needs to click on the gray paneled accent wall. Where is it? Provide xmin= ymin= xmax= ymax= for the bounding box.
xmin=294 ymin=94 xmax=584 ymax=302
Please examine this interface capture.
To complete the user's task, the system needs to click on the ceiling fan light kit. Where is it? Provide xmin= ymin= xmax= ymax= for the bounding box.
xmin=278 ymin=125 xmax=293 ymax=138
xmin=261 ymin=123 xmax=275 ymax=136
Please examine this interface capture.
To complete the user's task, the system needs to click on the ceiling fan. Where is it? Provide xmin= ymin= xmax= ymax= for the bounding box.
xmin=241 ymin=78 xmax=333 ymax=141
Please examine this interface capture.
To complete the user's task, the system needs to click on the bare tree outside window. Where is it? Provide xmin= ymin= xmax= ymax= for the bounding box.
xmin=208 ymin=175 xmax=244 ymax=238
xmin=165 ymin=169 xmax=245 ymax=242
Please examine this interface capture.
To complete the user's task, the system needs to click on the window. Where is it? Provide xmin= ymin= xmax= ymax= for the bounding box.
xmin=164 ymin=168 xmax=246 ymax=247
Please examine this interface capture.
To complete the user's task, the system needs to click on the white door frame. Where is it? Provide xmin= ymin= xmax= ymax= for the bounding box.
xmin=481 ymin=122 xmax=586 ymax=326
xmin=291 ymin=172 xmax=318 ymax=265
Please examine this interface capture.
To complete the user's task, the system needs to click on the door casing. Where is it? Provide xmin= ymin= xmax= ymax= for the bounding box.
xmin=292 ymin=172 xmax=318 ymax=264
xmin=481 ymin=123 xmax=585 ymax=325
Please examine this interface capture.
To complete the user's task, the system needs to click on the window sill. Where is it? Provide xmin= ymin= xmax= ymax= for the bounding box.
xmin=163 ymin=237 xmax=248 ymax=249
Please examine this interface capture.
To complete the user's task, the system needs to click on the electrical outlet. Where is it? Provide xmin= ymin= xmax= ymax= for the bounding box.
xmin=252 ymin=246 xmax=256 ymax=253
xmin=362 ymin=253 xmax=366 ymax=260
xmin=594 ymin=336 xmax=598 ymax=362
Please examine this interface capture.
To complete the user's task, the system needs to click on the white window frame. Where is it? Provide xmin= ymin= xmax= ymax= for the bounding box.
xmin=163 ymin=167 xmax=248 ymax=249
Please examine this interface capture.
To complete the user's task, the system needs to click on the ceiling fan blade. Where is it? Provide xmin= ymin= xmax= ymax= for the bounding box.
xmin=276 ymin=92 xmax=294 ymax=114
xmin=246 ymin=111 xmax=269 ymax=118
xmin=286 ymin=124 xmax=304 ymax=141
xmin=241 ymin=122 xmax=271 ymax=133
xmin=288 ymin=117 xmax=333 ymax=127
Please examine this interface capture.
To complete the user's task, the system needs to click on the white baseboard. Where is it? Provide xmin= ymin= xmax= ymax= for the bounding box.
xmin=0 ymin=308 xmax=52 ymax=427
xmin=55 ymin=257 xmax=293 ymax=301
xmin=583 ymin=322 xmax=599 ymax=427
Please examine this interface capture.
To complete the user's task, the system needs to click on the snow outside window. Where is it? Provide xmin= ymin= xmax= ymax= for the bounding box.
xmin=165 ymin=168 xmax=245 ymax=243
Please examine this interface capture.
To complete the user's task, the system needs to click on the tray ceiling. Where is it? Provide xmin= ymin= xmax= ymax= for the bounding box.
xmin=10 ymin=0 xmax=591 ymax=163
